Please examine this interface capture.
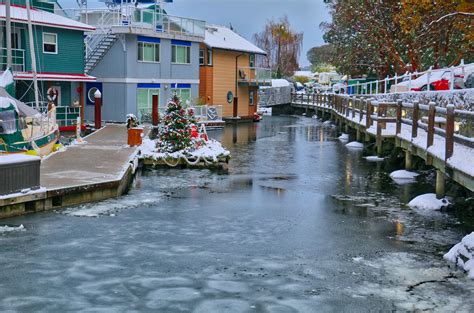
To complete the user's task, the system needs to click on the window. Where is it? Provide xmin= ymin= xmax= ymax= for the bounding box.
xmin=249 ymin=90 xmax=255 ymax=106
xmin=249 ymin=54 xmax=255 ymax=68
xmin=138 ymin=42 xmax=160 ymax=62
xmin=0 ymin=110 xmax=17 ymax=134
xmin=172 ymin=41 xmax=191 ymax=64
xmin=171 ymin=84 xmax=192 ymax=104
xmin=43 ymin=33 xmax=57 ymax=54
xmin=207 ymin=49 xmax=212 ymax=65
xmin=137 ymin=86 xmax=160 ymax=123
xmin=199 ymin=49 xmax=205 ymax=65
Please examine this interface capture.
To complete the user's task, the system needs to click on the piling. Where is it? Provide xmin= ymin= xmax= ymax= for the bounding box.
xmin=436 ymin=170 xmax=445 ymax=198
xmin=405 ymin=150 xmax=412 ymax=170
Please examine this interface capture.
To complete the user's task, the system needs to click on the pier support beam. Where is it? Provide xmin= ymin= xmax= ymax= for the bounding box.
xmin=356 ymin=129 xmax=361 ymax=142
xmin=436 ymin=170 xmax=445 ymax=199
xmin=364 ymin=132 xmax=370 ymax=142
xmin=405 ymin=150 xmax=412 ymax=170
xmin=345 ymin=123 xmax=349 ymax=134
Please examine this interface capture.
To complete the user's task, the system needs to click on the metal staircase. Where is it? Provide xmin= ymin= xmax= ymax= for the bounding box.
xmin=84 ymin=30 xmax=117 ymax=74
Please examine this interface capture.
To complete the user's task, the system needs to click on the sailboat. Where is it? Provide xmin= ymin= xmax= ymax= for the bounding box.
xmin=0 ymin=0 xmax=60 ymax=156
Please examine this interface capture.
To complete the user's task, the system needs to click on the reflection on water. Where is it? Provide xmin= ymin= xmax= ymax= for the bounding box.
xmin=0 ymin=115 xmax=473 ymax=311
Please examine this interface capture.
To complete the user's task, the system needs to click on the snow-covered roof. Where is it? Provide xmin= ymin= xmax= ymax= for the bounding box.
xmin=204 ymin=24 xmax=266 ymax=55
xmin=271 ymin=79 xmax=291 ymax=87
xmin=0 ymin=154 xmax=40 ymax=165
xmin=0 ymin=5 xmax=95 ymax=31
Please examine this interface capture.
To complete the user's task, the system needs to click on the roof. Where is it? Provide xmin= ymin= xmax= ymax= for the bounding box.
xmin=13 ymin=72 xmax=96 ymax=82
xmin=0 ymin=4 xmax=95 ymax=31
xmin=204 ymin=24 xmax=266 ymax=55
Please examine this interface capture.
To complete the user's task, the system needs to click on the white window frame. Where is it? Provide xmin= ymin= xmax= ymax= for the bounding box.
xmin=207 ymin=49 xmax=212 ymax=66
xmin=171 ymin=88 xmax=192 ymax=103
xmin=172 ymin=45 xmax=191 ymax=65
xmin=43 ymin=32 xmax=58 ymax=54
xmin=249 ymin=90 xmax=255 ymax=106
xmin=250 ymin=54 xmax=255 ymax=68
xmin=138 ymin=41 xmax=160 ymax=63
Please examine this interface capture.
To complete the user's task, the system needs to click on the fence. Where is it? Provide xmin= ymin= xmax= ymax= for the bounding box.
xmin=345 ymin=60 xmax=473 ymax=95
xmin=258 ymin=86 xmax=292 ymax=107
xmin=191 ymin=105 xmax=223 ymax=124
xmin=292 ymin=93 xmax=474 ymax=168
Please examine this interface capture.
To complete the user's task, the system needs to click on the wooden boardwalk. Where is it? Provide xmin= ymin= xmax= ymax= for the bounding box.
xmin=289 ymin=93 xmax=474 ymax=193
xmin=0 ymin=124 xmax=139 ymax=218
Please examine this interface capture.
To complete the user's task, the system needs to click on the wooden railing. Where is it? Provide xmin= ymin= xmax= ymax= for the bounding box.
xmin=291 ymin=93 xmax=474 ymax=165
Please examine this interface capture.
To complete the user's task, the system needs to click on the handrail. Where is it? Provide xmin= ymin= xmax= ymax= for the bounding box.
xmin=291 ymin=93 xmax=474 ymax=168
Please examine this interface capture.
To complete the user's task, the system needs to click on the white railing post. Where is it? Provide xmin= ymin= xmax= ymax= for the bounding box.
xmin=375 ymin=80 xmax=379 ymax=94
xmin=384 ymin=76 xmax=388 ymax=94
xmin=450 ymin=67 xmax=455 ymax=90
xmin=408 ymin=71 xmax=412 ymax=91
xmin=427 ymin=66 xmax=432 ymax=91
xmin=394 ymin=73 xmax=398 ymax=93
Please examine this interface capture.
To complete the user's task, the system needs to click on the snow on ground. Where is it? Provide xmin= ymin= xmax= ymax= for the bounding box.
xmin=0 ymin=187 xmax=46 ymax=200
xmin=444 ymin=232 xmax=474 ymax=279
xmin=364 ymin=156 xmax=385 ymax=162
xmin=338 ymin=133 xmax=349 ymax=141
xmin=375 ymin=89 xmax=474 ymax=109
xmin=345 ymin=141 xmax=364 ymax=149
xmin=140 ymin=138 xmax=230 ymax=163
xmin=408 ymin=193 xmax=449 ymax=211
xmin=0 ymin=224 xmax=25 ymax=233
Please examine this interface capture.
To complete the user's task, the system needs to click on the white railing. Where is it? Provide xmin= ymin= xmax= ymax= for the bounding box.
xmin=0 ymin=48 xmax=25 ymax=72
xmin=191 ymin=105 xmax=223 ymax=123
xmin=55 ymin=7 xmax=205 ymax=39
xmin=344 ymin=60 xmax=473 ymax=95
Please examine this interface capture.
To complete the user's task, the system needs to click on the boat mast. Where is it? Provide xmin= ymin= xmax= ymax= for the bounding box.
xmin=5 ymin=0 xmax=12 ymax=69
xmin=25 ymin=0 xmax=40 ymax=109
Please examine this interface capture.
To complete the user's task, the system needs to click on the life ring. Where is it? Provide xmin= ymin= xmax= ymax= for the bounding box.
xmin=47 ymin=87 xmax=58 ymax=102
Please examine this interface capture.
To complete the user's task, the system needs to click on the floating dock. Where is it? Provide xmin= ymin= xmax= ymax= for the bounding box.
xmin=0 ymin=125 xmax=139 ymax=219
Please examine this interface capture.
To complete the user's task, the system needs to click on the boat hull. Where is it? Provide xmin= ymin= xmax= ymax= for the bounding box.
xmin=0 ymin=128 xmax=60 ymax=156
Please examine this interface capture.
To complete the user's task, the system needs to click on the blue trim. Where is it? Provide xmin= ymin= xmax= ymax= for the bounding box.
xmin=137 ymin=83 xmax=161 ymax=88
xmin=171 ymin=40 xmax=191 ymax=47
xmin=170 ymin=83 xmax=191 ymax=89
xmin=138 ymin=36 xmax=161 ymax=44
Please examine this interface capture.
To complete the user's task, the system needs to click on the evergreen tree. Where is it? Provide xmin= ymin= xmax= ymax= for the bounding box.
xmin=159 ymin=96 xmax=197 ymax=153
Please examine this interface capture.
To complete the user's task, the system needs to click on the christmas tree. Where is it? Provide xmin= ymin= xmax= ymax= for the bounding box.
xmin=159 ymin=95 xmax=197 ymax=153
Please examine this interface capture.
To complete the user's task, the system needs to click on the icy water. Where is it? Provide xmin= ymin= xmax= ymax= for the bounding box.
xmin=1 ymin=116 xmax=474 ymax=312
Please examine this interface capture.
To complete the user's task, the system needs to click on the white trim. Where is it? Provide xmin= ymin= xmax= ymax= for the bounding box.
xmin=137 ymin=41 xmax=160 ymax=63
xmin=42 ymin=32 xmax=57 ymax=55
xmin=171 ymin=44 xmax=191 ymax=65
xmin=96 ymin=78 xmax=200 ymax=84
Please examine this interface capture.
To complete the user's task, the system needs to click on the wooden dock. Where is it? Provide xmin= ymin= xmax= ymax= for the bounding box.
xmin=285 ymin=93 xmax=474 ymax=195
xmin=0 ymin=124 xmax=139 ymax=219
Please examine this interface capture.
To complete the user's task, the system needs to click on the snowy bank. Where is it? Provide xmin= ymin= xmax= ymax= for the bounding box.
xmin=390 ymin=170 xmax=419 ymax=180
xmin=444 ymin=232 xmax=474 ymax=279
xmin=364 ymin=156 xmax=385 ymax=162
xmin=0 ymin=224 xmax=25 ymax=233
xmin=338 ymin=133 xmax=349 ymax=141
xmin=408 ymin=193 xmax=449 ymax=211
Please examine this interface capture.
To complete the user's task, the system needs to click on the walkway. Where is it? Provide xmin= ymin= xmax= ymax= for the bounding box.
xmin=41 ymin=124 xmax=137 ymax=190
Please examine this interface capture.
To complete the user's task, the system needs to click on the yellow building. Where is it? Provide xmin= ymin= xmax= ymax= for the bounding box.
xmin=199 ymin=25 xmax=271 ymax=120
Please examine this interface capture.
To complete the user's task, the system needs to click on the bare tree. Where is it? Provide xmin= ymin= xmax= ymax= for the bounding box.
xmin=254 ymin=16 xmax=304 ymax=78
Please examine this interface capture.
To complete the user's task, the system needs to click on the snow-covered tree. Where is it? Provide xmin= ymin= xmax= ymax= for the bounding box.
xmin=158 ymin=96 xmax=197 ymax=153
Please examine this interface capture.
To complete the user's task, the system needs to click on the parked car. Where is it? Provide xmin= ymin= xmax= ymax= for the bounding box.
xmin=394 ymin=69 xmax=469 ymax=92
xmin=465 ymin=72 xmax=474 ymax=89
xmin=332 ymin=80 xmax=347 ymax=94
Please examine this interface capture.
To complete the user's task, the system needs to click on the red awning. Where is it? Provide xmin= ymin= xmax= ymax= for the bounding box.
xmin=13 ymin=72 xmax=96 ymax=82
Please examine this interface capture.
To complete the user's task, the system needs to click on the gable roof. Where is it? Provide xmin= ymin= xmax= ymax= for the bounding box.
xmin=204 ymin=24 xmax=266 ymax=55
xmin=0 ymin=4 xmax=95 ymax=31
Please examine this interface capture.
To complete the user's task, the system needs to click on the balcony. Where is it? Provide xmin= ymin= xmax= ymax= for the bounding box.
xmin=58 ymin=8 xmax=205 ymax=40
xmin=238 ymin=67 xmax=272 ymax=86
xmin=0 ymin=48 xmax=25 ymax=72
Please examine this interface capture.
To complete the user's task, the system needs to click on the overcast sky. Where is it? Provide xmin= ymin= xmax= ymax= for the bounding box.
xmin=60 ymin=0 xmax=331 ymax=67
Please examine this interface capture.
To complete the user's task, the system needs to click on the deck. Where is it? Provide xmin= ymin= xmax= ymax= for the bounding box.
xmin=0 ymin=124 xmax=139 ymax=218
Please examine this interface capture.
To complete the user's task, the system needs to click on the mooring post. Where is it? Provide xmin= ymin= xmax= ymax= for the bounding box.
xmin=405 ymin=150 xmax=412 ymax=170
xmin=436 ymin=170 xmax=445 ymax=199
xmin=356 ymin=128 xmax=361 ymax=141
xmin=152 ymin=94 xmax=159 ymax=126
xmin=94 ymin=90 xmax=102 ymax=130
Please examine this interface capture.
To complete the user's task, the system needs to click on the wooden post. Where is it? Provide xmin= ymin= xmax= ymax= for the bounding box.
xmin=376 ymin=104 xmax=383 ymax=156
xmin=445 ymin=104 xmax=455 ymax=161
xmin=412 ymin=101 xmax=419 ymax=138
xmin=436 ymin=170 xmax=445 ymax=199
xmin=405 ymin=150 xmax=412 ymax=170
xmin=352 ymin=98 xmax=356 ymax=119
xmin=427 ymin=102 xmax=436 ymax=148
xmin=360 ymin=99 xmax=364 ymax=123
xmin=79 ymin=82 xmax=84 ymax=129
xmin=94 ymin=90 xmax=102 ymax=130
xmin=366 ymin=101 xmax=372 ymax=128
xmin=356 ymin=128 xmax=361 ymax=141
xmin=152 ymin=94 xmax=159 ymax=126
xmin=396 ymin=100 xmax=402 ymax=135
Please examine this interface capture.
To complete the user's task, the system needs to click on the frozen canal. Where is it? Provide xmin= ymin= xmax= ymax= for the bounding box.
xmin=1 ymin=116 xmax=474 ymax=312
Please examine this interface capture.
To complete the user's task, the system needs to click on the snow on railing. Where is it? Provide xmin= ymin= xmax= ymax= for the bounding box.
xmin=345 ymin=60 xmax=473 ymax=95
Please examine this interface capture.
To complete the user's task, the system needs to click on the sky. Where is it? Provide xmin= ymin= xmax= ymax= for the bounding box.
xmin=60 ymin=0 xmax=331 ymax=67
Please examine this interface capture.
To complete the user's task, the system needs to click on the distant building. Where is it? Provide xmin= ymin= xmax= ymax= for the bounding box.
xmin=199 ymin=24 xmax=271 ymax=120
xmin=0 ymin=0 xmax=95 ymax=130
xmin=77 ymin=4 xmax=205 ymax=123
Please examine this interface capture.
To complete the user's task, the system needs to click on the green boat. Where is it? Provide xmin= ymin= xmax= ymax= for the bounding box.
xmin=0 ymin=87 xmax=59 ymax=156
